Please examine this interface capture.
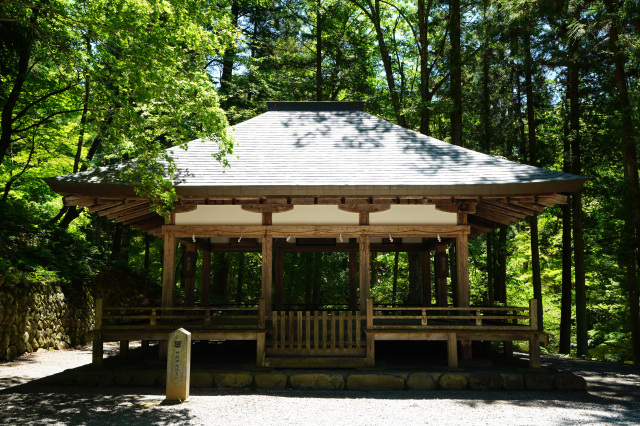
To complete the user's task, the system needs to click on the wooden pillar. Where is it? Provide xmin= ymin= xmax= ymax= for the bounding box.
xmin=456 ymin=231 xmax=471 ymax=360
xmin=119 ymin=340 xmax=129 ymax=358
xmin=529 ymin=334 xmax=541 ymax=368
xmin=162 ymin=233 xmax=176 ymax=308
xmin=447 ymin=333 xmax=458 ymax=368
xmin=160 ymin=233 xmax=176 ymax=359
xmin=274 ymin=245 xmax=284 ymax=311
xmin=348 ymin=243 xmax=358 ymax=312
xmin=262 ymin=233 xmax=273 ymax=315
xmin=184 ymin=244 xmax=196 ymax=307
xmin=436 ymin=243 xmax=448 ymax=307
xmin=456 ymin=232 xmax=470 ymax=307
xmin=422 ymin=248 xmax=431 ymax=306
xmin=92 ymin=298 xmax=103 ymax=369
xmin=201 ymin=249 xmax=211 ymax=307
xmin=359 ymin=234 xmax=370 ymax=313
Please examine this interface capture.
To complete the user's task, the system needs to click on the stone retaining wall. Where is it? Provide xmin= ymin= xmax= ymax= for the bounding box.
xmin=0 ymin=284 xmax=94 ymax=361
xmin=50 ymin=369 xmax=587 ymax=392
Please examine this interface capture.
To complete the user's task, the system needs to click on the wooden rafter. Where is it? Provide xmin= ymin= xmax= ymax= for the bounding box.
xmin=477 ymin=202 xmax=526 ymax=220
xmin=106 ymin=203 xmax=151 ymax=220
xmin=97 ymin=200 xmax=148 ymax=217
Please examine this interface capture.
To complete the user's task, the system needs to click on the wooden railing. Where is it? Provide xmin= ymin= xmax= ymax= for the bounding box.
xmin=96 ymin=299 xmax=265 ymax=330
xmin=366 ymin=298 xmax=538 ymax=331
xmin=270 ymin=310 xmax=364 ymax=355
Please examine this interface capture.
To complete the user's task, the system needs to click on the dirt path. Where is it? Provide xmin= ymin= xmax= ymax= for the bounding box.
xmin=1 ymin=347 xmax=639 ymax=425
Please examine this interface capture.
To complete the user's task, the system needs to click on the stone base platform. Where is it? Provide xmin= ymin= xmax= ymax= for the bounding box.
xmin=41 ymin=341 xmax=587 ymax=392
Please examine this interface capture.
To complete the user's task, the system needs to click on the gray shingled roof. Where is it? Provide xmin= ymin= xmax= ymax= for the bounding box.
xmin=46 ymin=102 xmax=586 ymax=197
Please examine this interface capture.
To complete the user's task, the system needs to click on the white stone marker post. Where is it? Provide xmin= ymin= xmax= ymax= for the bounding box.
xmin=164 ymin=328 xmax=191 ymax=404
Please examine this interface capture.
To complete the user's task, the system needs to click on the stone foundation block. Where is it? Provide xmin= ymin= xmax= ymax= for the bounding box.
xmin=190 ymin=372 xmax=213 ymax=388
xmin=131 ymin=372 xmax=158 ymax=387
xmin=438 ymin=373 xmax=468 ymax=390
xmin=469 ymin=372 xmax=503 ymax=391
xmin=215 ymin=373 xmax=252 ymax=388
xmin=501 ymin=373 xmax=524 ymax=390
xmin=290 ymin=374 xmax=345 ymax=390
xmin=255 ymin=373 xmax=287 ymax=390
xmin=555 ymin=372 xmax=587 ymax=391
xmin=112 ymin=372 xmax=133 ymax=386
xmin=346 ymin=374 xmax=405 ymax=391
xmin=406 ymin=373 xmax=437 ymax=390
xmin=98 ymin=373 xmax=114 ymax=387
xmin=523 ymin=372 xmax=555 ymax=391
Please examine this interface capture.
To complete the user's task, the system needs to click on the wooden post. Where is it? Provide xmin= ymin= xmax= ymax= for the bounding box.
xmin=456 ymin=232 xmax=470 ymax=307
xmin=436 ymin=243 xmax=448 ymax=307
xmin=366 ymin=333 xmax=375 ymax=366
xmin=349 ymin=242 xmax=358 ymax=312
xmin=92 ymin=298 xmax=103 ymax=369
xmin=456 ymin=231 xmax=471 ymax=360
xmin=529 ymin=298 xmax=539 ymax=330
xmin=274 ymin=246 xmax=284 ymax=311
xmin=447 ymin=333 xmax=458 ymax=368
xmin=359 ymin=234 xmax=370 ymax=313
xmin=201 ymin=249 xmax=211 ymax=307
xmin=529 ymin=334 xmax=541 ymax=368
xmin=160 ymin=233 xmax=176 ymax=359
xmin=164 ymin=328 xmax=191 ymax=404
xmin=162 ymin=234 xmax=176 ymax=308
xmin=119 ymin=340 xmax=129 ymax=358
xmin=256 ymin=333 xmax=266 ymax=366
xmin=262 ymin=233 xmax=273 ymax=315
xmin=184 ymin=244 xmax=196 ymax=307
xmin=422 ymin=248 xmax=431 ymax=306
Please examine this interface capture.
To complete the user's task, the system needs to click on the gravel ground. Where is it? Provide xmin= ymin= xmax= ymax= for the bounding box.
xmin=1 ymin=345 xmax=639 ymax=425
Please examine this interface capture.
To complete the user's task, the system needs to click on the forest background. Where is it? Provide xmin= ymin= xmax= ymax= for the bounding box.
xmin=1 ymin=0 xmax=639 ymax=364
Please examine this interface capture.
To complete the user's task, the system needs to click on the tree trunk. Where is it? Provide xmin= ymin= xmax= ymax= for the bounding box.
xmin=72 ymin=35 xmax=91 ymax=174
xmin=496 ymin=226 xmax=507 ymax=304
xmin=560 ymin=99 xmax=573 ymax=354
xmin=315 ymin=0 xmax=323 ymax=101
xmin=524 ymin=31 xmax=543 ymax=330
xmin=144 ymin=234 xmax=151 ymax=273
xmin=220 ymin=0 xmax=240 ymax=99
xmin=408 ymin=252 xmax=422 ymax=304
xmin=213 ymin=253 xmax=229 ymax=300
xmin=392 ymin=252 xmax=399 ymax=305
xmin=418 ymin=0 xmax=431 ymax=135
xmin=236 ymin=253 xmax=245 ymax=305
xmin=120 ymin=227 xmax=131 ymax=265
xmin=0 ymin=11 xmax=36 ymax=166
xmin=568 ymin=41 xmax=588 ymax=357
xmin=348 ymin=0 xmax=407 ymax=127
xmin=487 ymin=232 xmax=494 ymax=305
xmin=111 ymin=224 xmax=123 ymax=261
xmin=449 ymin=0 xmax=462 ymax=146
xmin=606 ymin=0 xmax=640 ymax=364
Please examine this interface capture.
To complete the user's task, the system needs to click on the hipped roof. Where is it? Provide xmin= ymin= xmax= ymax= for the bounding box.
xmin=45 ymin=102 xmax=586 ymax=198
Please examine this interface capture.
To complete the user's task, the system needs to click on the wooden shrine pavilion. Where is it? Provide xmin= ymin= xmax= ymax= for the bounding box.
xmin=45 ymin=101 xmax=586 ymax=369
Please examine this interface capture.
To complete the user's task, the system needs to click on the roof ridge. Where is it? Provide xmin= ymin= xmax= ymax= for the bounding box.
xmin=266 ymin=101 xmax=364 ymax=111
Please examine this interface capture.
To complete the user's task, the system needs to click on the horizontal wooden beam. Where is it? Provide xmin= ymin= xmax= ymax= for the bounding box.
xmin=338 ymin=204 xmax=390 ymax=213
xmin=241 ymin=204 xmax=294 ymax=213
xmin=162 ymin=224 xmax=470 ymax=238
